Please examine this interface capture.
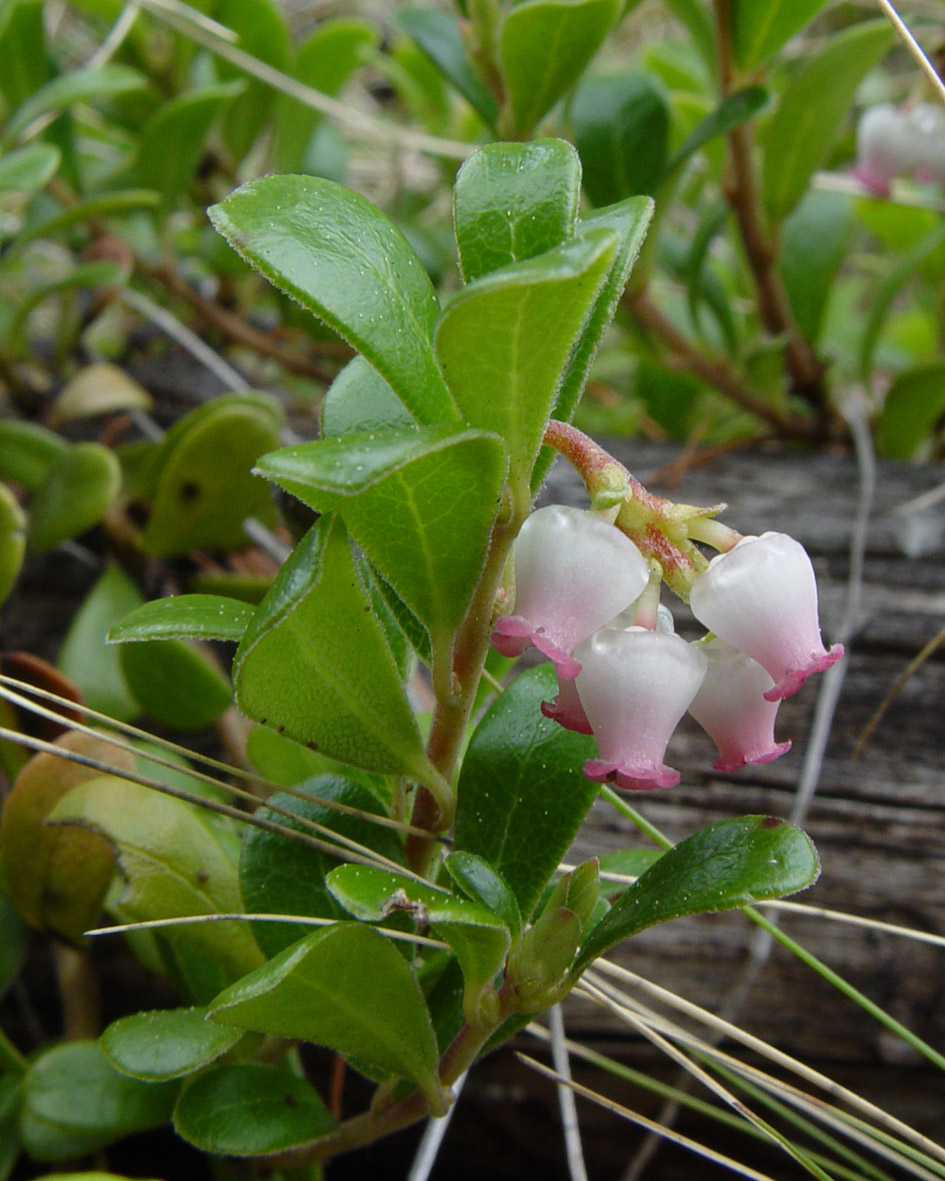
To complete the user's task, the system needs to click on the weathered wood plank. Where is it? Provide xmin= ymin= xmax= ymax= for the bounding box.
xmin=541 ymin=442 xmax=945 ymax=1098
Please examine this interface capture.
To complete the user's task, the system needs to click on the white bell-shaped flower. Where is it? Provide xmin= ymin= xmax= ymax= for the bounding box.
xmin=576 ymin=627 xmax=707 ymax=791
xmin=905 ymin=103 xmax=945 ymax=185
xmin=491 ymin=504 xmax=649 ymax=679
xmin=853 ymin=103 xmax=916 ymax=195
xmin=688 ymin=638 xmax=791 ymax=772
xmin=689 ymin=532 xmax=843 ymax=701
xmin=542 ymin=599 xmax=676 ymax=734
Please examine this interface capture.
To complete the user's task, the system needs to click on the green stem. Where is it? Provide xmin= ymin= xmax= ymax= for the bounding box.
xmin=406 ymin=508 xmax=523 ymax=874
xmin=271 ymin=988 xmax=515 ymax=1168
xmin=744 ymin=906 xmax=945 ymax=1075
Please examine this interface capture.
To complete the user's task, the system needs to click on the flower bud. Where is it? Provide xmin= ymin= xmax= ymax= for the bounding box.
xmin=689 ymin=532 xmax=843 ymax=701
xmin=688 ymin=638 xmax=791 ymax=771
xmin=576 ymin=627 xmax=707 ymax=790
xmin=492 ymin=504 xmax=649 ymax=678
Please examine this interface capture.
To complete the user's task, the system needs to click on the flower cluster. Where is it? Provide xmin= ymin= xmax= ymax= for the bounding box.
xmin=853 ymin=101 xmax=945 ymax=196
xmin=491 ymin=502 xmax=843 ymax=792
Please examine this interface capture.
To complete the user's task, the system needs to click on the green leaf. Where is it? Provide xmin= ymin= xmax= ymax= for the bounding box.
xmin=142 ymin=395 xmax=282 ymax=557
xmin=173 ymin=1062 xmax=336 ymax=1156
xmin=576 ymin=815 xmax=820 ymax=970
xmin=57 ymin=564 xmax=143 ymax=722
xmin=19 ymin=1041 xmax=177 ymax=1162
xmin=665 ymin=86 xmax=769 ymax=175
xmin=527 ymin=196 xmax=652 ymax=491
xmin=2 ymin=64 xmax=148 ymax=147
xmin=435 ymin=229 xmax=616 ymax=499
xmin=572 ymin=72 xmax=669 ymax=206
xmin=320 ymin=355 xmax=416 ymax=438
xmin=108 ymin=595 xmax=256 ymax=645
xmin=213 ymin=0 xmax=291 ymax=160
xmin=455 ymin=665 xmax=598 ymax=920
xmin=255 ymin=426 xmax=507 ymax=674
xmin=664 ymin=0 xmax=716 ymax=75
xmin=877 ymin=363 xmax=945 ymax=459
xmin=500 ymin=0 xmax=620 ymax=139
xmin=136 ymin=82 xmax=244 ymax=205
xmin=0 ymin=420 xmax=68 ymax=490
xmin=444 ymin=851 xmax=522 ymax=934
xmin=778 ymin=190 xmax=852 ymax=347
xmin=239 ymin=778 xmax=404 ymax=957
xmin=27 ymin=442 xmax=121 ymax=554
xmin=274 ymin=18 xmax=378 ymax=171
xmin=732 ymin=0 xmax=832 ymax=68
xmin=7 ymin=261 xmax=126 ymax=352
xmin=328 ymin=864 xmax=510 ymax=1021
xmin=0 ymin=484 xmax=25 ymax=609
xmin=395 ymin=7 xmax=498 ymax=128
xmin=49 ymin=776 xmax=264 ymax=980
xmin=234 ymin=515 xmax=430 ymax=779
xmin=209 ymin=175 xmax=457 ymax=426
xmin=101 ymin=1007 xmax=242 ymax=1082
xmin=245 ymin=726 xmax=334 ymax=786
xmin=453 ymin=139 xmax=581 ymax=282
xmin=0 ymin=142 xmax=59 ymax=192
xmin=0 ymin=0 xmax=52 ymax=112
xmin=858 ymin=223 xmax=945 ymax=379
xmin=1 ymin=190 xmax=161 ymax=266
xmin=761 ymin=21 xmax=893 ymax=223
xmin=119 ymin=640 xmax=232 ymax=731
xmin=208 ymin=923 xmax=447 ymax=1114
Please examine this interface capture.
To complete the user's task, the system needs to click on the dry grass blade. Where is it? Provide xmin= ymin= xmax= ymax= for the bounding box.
xmin=875 ymin=0 xmax=945 ymax=104
xmin=0 ymin=673 xmax=432 ymax=840
xmin=515 ymin=1052 xmax=784 ymax=1181
xmin=84 ymin=912 xmax=449 ymax=951
xmin=757 ymin=898 xmax=945 ymax=950
xmin=0 ymin=725 xmax=408 ymax=877
xmin=526 ymin=1024 xmax=897 ymax=1181
xmin=578 ymin=981 xmax=833 ymax=1179
xmin=588 ymin=963 xmax=945 ymax=1171
xmin=580 ymin=975 xmax=944 ymax=1180
xmin=133 ymin=0 xmax=474 ymax=160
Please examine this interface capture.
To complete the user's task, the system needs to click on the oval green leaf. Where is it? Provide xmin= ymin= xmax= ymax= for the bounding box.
xmin=455 ymin=665 xmax=598 ymax=920
xmin=102 ymin=1007 xmax=242 ymax=1082
xmin=234 ymin=515 xmax=430 ymax=779
xmin=173 ymin=1062 xmax=336 ymax=1156
xmin=500 ymin=0 xmax=619 ymax=138
xmin=576 ymin=815 xmax=821 ymax=971
xmin=209 ymin=175 xmax=457 ymax=426
xmin=208 ymin=922 xmax=447 ymax=1114
xmin=119 ymin=640 xmax=232 ymax=732
xmin=19 ymin=1041 xmax=177 ymax=1163
xmin=108 ymin=595 xmax=256 ymax=645
xmin=761 ymin=20 xmax=893 ymax=223
xmin=27 ymin=442 xmax=121 ymax=554
xmin=453 ymin=139 xmax=581 ymax=282
xmin=435 ymin=229 xmax=617 ymax=499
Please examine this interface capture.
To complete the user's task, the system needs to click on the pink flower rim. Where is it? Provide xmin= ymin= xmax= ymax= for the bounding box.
xmin=491 ymin=615 xmax=582 ymax=679
xmin=540 ymin=695 xmax=593 ymax=735
xmin=584 ymin=758 xmax=680 ymax=792
xmin=712 ymin=739 xmax=792 ymax=773
xmin=763 ymin=643 xmax=844 ymax=702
